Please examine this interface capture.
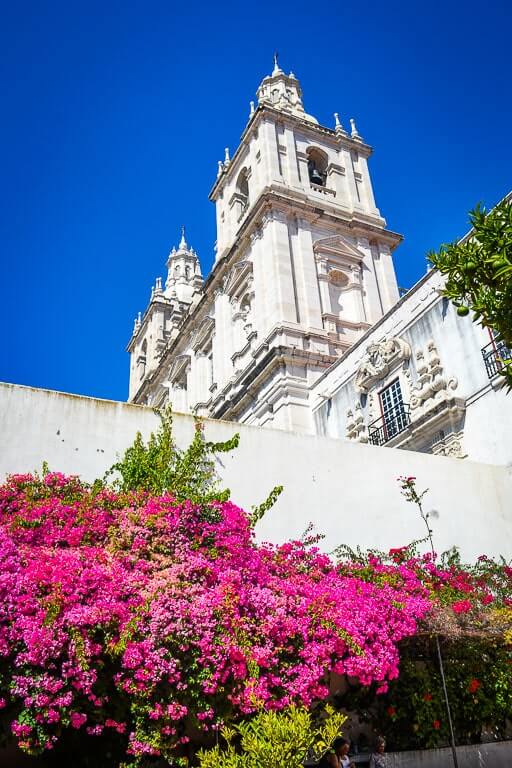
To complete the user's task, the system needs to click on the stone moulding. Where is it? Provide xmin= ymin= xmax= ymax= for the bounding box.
xmin=355 ymin=337 xmax=411 ymax=393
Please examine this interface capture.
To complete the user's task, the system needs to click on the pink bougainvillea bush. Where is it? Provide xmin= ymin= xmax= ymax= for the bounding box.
xmin=0 ymin=472 xmax=510 ymax=765
xmin=0 ymin=472 xmax=434 ymax=765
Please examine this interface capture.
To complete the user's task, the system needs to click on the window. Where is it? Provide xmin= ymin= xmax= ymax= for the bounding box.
xmin=307 ymin=147 xmax=328 ymax=187
xmin=368 ymin=379 xmax=410 ymax=446
xmin=137 ymin=339 xmax=147 ymax=381
xmin=235 ymin=169 xmax=250 ymax=221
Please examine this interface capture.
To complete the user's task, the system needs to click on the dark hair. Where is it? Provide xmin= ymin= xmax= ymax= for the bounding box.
xmin=333 ymin=737 xmax=349 ymax=750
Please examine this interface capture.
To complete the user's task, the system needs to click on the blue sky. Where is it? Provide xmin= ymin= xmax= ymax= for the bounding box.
xmin=1 ymin=0 xmax=510 ymax=401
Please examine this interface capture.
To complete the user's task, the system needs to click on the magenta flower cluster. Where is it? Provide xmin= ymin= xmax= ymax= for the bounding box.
xmin=0 ymin=473 xmax=434 ymax=762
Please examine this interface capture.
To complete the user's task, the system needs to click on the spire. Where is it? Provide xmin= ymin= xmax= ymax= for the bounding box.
xmin=272 ymin=50 xmax=282 ymax=75
xmin=179 ymin=225 xmax=187 ymax=250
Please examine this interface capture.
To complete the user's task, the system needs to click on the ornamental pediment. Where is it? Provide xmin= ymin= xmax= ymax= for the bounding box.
xmin=168 ymin=354 xmax=191 ymax=384
xmin=313 ymin=234 xmax=365 ymax=263
xmin=190 ymin=316 xmax=215 ymax=352
xmin=355 ymin=337 xmax=411 ymax=393
xmin=224 ymin=260 xmax=253 ymax=300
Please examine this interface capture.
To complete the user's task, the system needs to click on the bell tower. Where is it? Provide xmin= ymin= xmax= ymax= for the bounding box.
xmin=128 ymin=60 xmax=402 ymax=433
xmin=206 ymin=59 xmax=402 ymax=430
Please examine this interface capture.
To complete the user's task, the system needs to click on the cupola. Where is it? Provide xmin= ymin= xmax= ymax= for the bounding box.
xmin=256 ymin=55 xmax=318 ymax=124
xmin=164 ymin=227 xmax=203 ymax=303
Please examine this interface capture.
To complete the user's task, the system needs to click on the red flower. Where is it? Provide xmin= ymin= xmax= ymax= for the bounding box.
xmin=468 ymin=679 xmax=480 ymax=694
xmin=433 ymin=720 xmax=441 ymax=730
xmin=451 ymin=599 xmax=472 ymax=614
xmin=423 ymin=692 xmax=433 ymax=702
xmin=389 ymin=546 xmax=408 ymax=564
xmin=387 ymin=706 xmax=396 ymax=717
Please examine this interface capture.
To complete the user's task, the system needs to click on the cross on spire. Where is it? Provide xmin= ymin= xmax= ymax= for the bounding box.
xmin=272 ymin=50 xmax=282 ymax=74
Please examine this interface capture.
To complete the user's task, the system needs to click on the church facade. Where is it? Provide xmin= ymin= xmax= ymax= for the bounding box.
xmin=127 ymin=63 xmax=511 ymax=463
xmin=128 ymin=61 xmax=403 ymax=432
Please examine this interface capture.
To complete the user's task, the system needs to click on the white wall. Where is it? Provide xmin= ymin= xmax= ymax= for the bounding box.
xmin=0 ymin=382 xmax=511 ymax=562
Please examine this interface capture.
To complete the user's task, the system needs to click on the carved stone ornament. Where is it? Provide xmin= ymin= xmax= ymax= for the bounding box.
xmin=354 ymin=337 xmax=411 ymax=393
xmin=432 ymin=431 xmax=467 ymax=459
xmin=409 ymin=340 xmax=459 ymax=414
xmin=346 ymin=402 xmax=368 ymax=443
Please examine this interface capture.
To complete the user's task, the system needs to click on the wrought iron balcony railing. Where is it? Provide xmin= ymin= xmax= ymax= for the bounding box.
xmin=368 ymin=404 xmax=411 ymax=446
xmin=481 ymin=338 xmax=512 ymax=379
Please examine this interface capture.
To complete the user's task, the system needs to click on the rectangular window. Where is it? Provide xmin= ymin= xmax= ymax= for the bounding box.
xmin=379 ymin=379 xmax=408 ymax=439
xmin=368 ymin=378 xmax=411 ymax=446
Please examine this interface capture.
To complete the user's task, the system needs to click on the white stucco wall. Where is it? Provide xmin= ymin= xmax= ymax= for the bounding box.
xmin=0 ymin=382 xmax=510 ymax=562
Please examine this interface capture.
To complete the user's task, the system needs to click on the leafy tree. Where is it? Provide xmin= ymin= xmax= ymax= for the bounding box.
xmin=428 ymin=198 xmax=512 ymax=386
xmin=105 ymin=405 xmax=282 ymax=518
xmin=197 ymin=706 xmax=346 ymax=768
xmin=105 ymin=405 xmax=240 ymax=503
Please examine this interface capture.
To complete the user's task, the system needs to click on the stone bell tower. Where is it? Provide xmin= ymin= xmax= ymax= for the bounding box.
xmin=206 ymin=57 xmax=402 ymax=431
xmin=127 ymin=229 xmax=203 ymax=402
xmin=128 ymin=59 xmax=402 ymax=433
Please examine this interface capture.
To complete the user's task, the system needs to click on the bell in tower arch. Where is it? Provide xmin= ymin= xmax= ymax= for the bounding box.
xmin=307 ymin=148 xmax=328 ymax=187
xmin=308 ymin=161 xmax=324 ymax=186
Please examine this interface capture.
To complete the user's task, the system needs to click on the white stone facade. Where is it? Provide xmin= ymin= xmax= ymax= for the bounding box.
xmin=311 ymin=267 xmax=512 ymax=466
xmin=127 ymin=61 xmax=511 ymax=466
xmin=128 ymin=61 xmax=400 ymax=432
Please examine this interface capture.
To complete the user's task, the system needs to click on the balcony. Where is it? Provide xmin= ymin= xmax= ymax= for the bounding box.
xmin=368 ymin=404 xmax=411 ymax=446
xmin=481 ymin=338 xmax=511 ymax=379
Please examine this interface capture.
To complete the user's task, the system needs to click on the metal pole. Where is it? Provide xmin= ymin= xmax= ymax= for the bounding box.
xmin=414 ymin=489 xmax=459 ymax=768
xmin=435 ymin=634 xmax=459 ymax=768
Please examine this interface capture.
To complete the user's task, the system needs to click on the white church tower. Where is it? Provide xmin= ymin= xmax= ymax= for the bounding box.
xmin=128 ymin=59 xmax=402 ymax=433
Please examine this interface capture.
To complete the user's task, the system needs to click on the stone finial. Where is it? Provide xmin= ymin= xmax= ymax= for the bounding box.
xmin=217 ymin=160 xmax=223 ymax=178
xmin=350 ymin=117 xmax=362 ymax=140
xmin=334 ymin=112 xmax=347 ymax=135
xmin=179 ymin=225 xmax=187 ymax=250
xmin=289 ymin=71 xmax=296 ymax=79
xmin=249 ymin=100 xmax=255 ymax=116
xmin=154 ymin=277 xmax=163 ymax=294
xmin=224 ymin=147 xmax=230 ymax=165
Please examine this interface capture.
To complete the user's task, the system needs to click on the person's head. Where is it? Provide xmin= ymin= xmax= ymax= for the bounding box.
xmin=333 ymin=737 xmax=350 ymax=756
xmin=376 ymin=737 xmax=386 ymax=754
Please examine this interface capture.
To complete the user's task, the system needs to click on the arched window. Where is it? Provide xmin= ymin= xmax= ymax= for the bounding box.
xmin=237 ymin=169 xmax=249 ymax=204
xmin=307 ymin=147 xmax=328 ymax=187
xmin=235 ymin=169 xmax=250 ymax=221
xmin=138 ymin=339 xmax=147 ymax=381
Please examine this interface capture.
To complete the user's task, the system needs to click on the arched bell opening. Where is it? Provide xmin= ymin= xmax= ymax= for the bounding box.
xmin=307 ymin=147 xmax=328 ymax=187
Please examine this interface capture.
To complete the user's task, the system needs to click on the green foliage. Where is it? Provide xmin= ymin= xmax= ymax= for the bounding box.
xmin=105 ymin=406 xmax=240 ymax=503
xmin=197 ymin=706 xmax=346 ymax=768
xmin=104 ymin=406 xmax=284 ymax=520
xmin=428 ymin=198 xmax=512 ymax=386
xmin=250 ymin=484 xmax=284 ymax=526
xmin=336 ymin=637 xmax=512 ymax=750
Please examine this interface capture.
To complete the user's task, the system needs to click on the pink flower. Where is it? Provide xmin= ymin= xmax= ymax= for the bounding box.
xmin=70 ymin=712 xmax=87 ymax=729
